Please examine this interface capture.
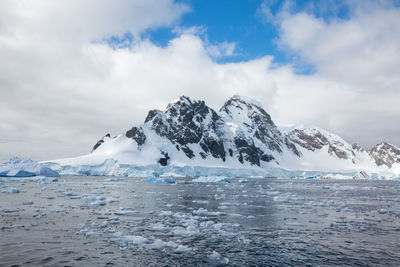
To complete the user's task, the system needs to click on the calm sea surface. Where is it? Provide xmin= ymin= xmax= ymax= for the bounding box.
xmin=1 ymin=176 xmax=400 ymax=266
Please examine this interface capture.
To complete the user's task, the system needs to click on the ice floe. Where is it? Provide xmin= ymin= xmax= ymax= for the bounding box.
xmin=192 ymin=176 xmax=230 ymax=183
xmin=142 ymin=176 xmax=176 ymax=184
xmin=0 ymin=186 xmax=20 ymax=193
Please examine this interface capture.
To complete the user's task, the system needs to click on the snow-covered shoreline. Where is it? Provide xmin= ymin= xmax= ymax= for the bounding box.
xmin=1 ymin=157 xmax=399 ymax=181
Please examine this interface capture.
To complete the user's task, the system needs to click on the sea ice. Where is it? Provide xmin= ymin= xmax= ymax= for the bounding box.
xmin=142 ymin=177 xmax=176 ymax=184
xmin=207 ymin=251 xmax=229 ymax=264
xmin=192 ymin=176 xmax=230 ymax=183
xmin=0 ymin=186 xmax=20 ymax=193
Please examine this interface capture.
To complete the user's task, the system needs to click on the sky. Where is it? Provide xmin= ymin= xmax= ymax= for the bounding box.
xmin=0 ymin=0 xmax=400 ymax=161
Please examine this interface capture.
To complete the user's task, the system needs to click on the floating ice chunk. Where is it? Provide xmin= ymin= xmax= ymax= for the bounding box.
xmin=364 ymin=217 xmax=382 ymax=222
xmin=107 ymin=198 xmax=120 ymax=203
xmin=91 ymin=200 xmax=107 ymax=206
xmin=26 ymin=176 xmax=59 ymax=184
xmin=104 ymin=178 xmax=125 ymax=182
xmin=308 ymin=199 xmax=335 ymax=207
xmin=151 ymin=222 xmax=171 ymax=232
xmin=159 ymin=210 xmax=173 ymax=216
xmin=173 ymin=226 xmax=200 ymax=237
xmin=238 ymin=179 xmax=248 ymax=183
xmin=207 ymin=251 xmax=229 ymax=264
xmin=114 ymin=208 xmax=136 ymax=216
xmin=273 ymin=193 xmax=301 ymax=202
xmin=208 ymin=251 xmax=221 ymax=260
xmin=285 ymin=221 xmax=305 ymax=226
xmin=91 ymin=189 xmax=104 ymax=195
xmin=192 ymin=176 xmax=230 ymax=183
xmin=111 ymin=231 xmax=189 ymax=251
xmin=1 ymin=225 xmax=25 ymax=230
xmin=142 ymin=177 xmax=176 ymax=184
xmin=83 ymin=195 xmax=98 ymax=201
xmin=319 ymin=174 xmax=354 ymax=180
xmin=175 ymin=244 xmax=192 ymax=253
xmin=0 ymin=186 xmax=20 ymax=193
xmin=192 ymin=200 xmax=209 ymax=204
xmin=378 ymin=209 xmax=389 ymax=214
xmin=193 ymin=208 xmax=222 ymax=216
xmin=84 ymin=230 xmax=102 ymax=237
xmin=119 ymin=234 xmax=149 ymax=245
xmin=193 ymin=208 xmax=209 ymax=215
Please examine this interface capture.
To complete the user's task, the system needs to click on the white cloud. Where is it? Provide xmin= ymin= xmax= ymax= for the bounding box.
xmin=206 ymin=41 xmax=237 ymax=58
xmin=172 ymin=25 xmax=207 ymax=36
xmin=0 ymin=0 xmax=189 ymax=41
xmin=0 ymin=1 xmax=399 ymax=161
xmin=270 ymin=2 xmax=400 ymax=146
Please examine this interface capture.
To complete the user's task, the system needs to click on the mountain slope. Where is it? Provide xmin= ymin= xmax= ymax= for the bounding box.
xmin=279 ymin=125 xmax=385 ymax=172
xmin=368 ymin=142 xmax=400 ymax=168
xmin=49 ymin=95 xmax=400 ymax=175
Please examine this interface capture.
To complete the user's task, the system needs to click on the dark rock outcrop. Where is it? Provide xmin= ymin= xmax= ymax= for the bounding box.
xmin=158 ymin=152 xmax=170 ymax=166
xmin=91 ymin=133 xmax=111 ymax=152
xmin=145 ymin=96 xmax=226 ymax=161
xmin=126 ymin=127 xmax=146 ymax=147
xmin=286 ymin=128 xmax=354 ymax=161
xmin=368 ymin=142 xmax=400 ymax=168
xmin=220 ymin=95 xmax=300 ymax=166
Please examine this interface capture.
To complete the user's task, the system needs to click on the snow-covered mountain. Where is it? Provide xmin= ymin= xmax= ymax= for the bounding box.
xmin=368 ymin=142 xmax=400 ymax=168
xmin=48 ymin=95 xmax=400 ymax=175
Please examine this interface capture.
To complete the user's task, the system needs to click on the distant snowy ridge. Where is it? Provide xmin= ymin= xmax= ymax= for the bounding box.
xmin=2 ymin=95 xmax=400 ymax=179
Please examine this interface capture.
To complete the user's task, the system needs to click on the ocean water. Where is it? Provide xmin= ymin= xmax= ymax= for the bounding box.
xmin=1 ymin=176 xmax=400 ymax=266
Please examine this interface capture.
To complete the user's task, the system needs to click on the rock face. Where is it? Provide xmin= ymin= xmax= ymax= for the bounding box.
xmin=368 ymin=142 xmax=400 ymax=168
xmin=92 ymin=95 xmax=302 ymax=167
xmin=219 ymin=95 xmax=300 ymax=166
xmin=126 ymin=127 xmax=146 ymax=147
xmin=92 ymin=134 xmax=111 ymax=152
xmin=89 ymin=95 xmax=400 ymax=171
xmin=285 ymin=127 xmax=356 ymax=163
xmin=144 ymin=96 xmax=226 ymax=161
xmin=353 ymin=170 xmax=370 ymax=179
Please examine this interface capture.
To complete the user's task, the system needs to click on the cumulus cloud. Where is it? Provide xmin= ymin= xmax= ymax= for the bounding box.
xmin=0 ymin=0 xmax=399 ymax=161
xmin=206 ymin=41 xmax=237 ymax=58
xmin=270 ymin=1 xmax=400 ymax=147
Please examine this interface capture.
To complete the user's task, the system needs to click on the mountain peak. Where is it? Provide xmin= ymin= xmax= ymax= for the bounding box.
xmin=79 ymin=95 xmax=400 ymax=173
xmin=220 ymin=95 xmax=273 ymax=126
xmin=165 ymin=95 xmax=194 ymax=110
xmin=227 ymin=94 xmax=264 ymax=109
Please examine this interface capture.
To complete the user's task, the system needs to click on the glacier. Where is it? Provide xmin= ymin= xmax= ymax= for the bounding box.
xmin=0 ymin=157 xmax=59 ymax=177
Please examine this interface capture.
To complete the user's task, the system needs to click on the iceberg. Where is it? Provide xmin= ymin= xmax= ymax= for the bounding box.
xmin=42 ymin=158 xmax=274 ymax=178
xmin=0 ymin=186 xmax=20 ymax=193
xmin=2 ymin=156 xmax=399 ymax=181
xmin=142 ymin=174 xmax=176 ymax=184
xmin=0 ymin=157 xmax=59 ymax=177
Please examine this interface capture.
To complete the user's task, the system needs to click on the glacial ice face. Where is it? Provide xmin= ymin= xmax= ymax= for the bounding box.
xmin=0 ymin=157 xmax=59 ymax=177
xmin=43 ymin=158 xmax=274 ymax=178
